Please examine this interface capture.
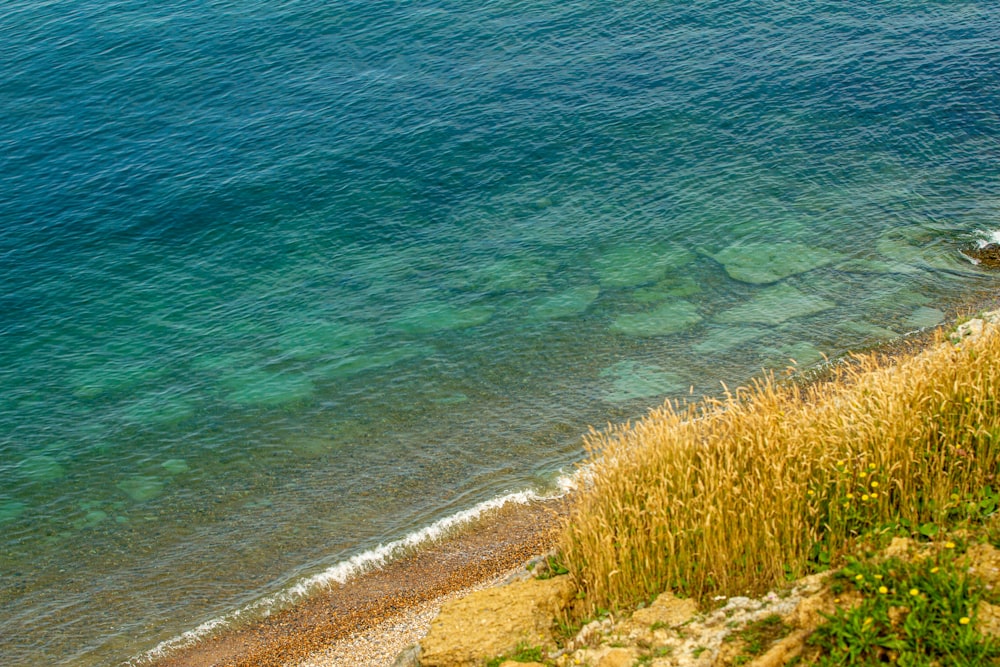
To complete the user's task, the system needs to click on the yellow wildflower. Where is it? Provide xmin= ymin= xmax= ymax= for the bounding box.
xmin=871 ymin=481 xmax=879 ymax=488
xmin=961 ymin=617 xmax=971 ymax=625
xmin=945 ymin=541 xmax=956 ymax=549
xmin=910 ymin=588 xmax=920 ymax=597
xmin=878 ymin=586 xmax=888 ymax=594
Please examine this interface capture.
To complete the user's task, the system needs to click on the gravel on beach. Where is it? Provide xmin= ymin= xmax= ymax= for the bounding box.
xmin=152 ymin=498 xmax=565 ymax=667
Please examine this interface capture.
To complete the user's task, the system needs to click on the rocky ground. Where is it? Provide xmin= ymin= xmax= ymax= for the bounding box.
xmin=396 ymin=535 xmax=1000 ymax=667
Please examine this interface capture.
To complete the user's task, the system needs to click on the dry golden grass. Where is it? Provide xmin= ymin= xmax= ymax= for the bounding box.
xmin=560 ymin=326 xmax=1000 ymax=617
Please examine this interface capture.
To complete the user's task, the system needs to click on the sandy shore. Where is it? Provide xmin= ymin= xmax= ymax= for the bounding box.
xmin=151 ymin=497 xmax=565 ymax=667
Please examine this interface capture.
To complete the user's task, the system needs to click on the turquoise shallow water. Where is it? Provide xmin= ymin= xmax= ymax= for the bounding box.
xmin=2 ymin=1 xmax=1000 ymax=664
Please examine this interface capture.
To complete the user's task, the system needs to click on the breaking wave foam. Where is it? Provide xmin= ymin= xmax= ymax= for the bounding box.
xmin=128 ymin=473 xmax=578 ymax=665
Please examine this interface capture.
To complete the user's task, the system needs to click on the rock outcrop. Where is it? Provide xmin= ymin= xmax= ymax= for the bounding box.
xmin=419 ymin=575 xmax=573 ymax=667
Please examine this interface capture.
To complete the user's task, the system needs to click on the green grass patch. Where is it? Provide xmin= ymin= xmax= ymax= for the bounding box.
xmin=485 ymin=642 xmax=548 ymax=666
xmin=728 ymin=613 xmax=792 ymax=663
xmin=810 ymin=548 xmax=1000 ymax=665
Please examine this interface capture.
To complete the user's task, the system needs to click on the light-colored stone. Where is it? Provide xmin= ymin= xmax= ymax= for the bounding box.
xmin=391 ymin=644 xmax=421 ymax=667
xmin=951 ymin=310 xmax=1000 ymax=345
xmin=977 ymin=601 xmax=1000 ymax=638
xmin=783 ymin=588 xmax=859 ymax=631
xmin=572 ymin=617 xmax=614 ymax=649
xmin=630 ymin=592 xmax=698 ymax=630
xmin=882 ymin=536 xmax=916 ymax=560
xmin=967 ymin=542 xmax=1000 ymax=587
xmin=499 ymin=662 xmax=546 ymax=667
xmin=746 ymin=628 xmax=810 ymax=667
xmin=420 ymin=575 xmax=573 ymax=667
xmin=596 ymin=647 xmax=636 ymax=667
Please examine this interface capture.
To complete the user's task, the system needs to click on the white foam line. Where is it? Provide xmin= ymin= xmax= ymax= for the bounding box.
xmin=973 ymin=227 xmax=1000 ymax=246
xmin=127 ymin=473 xmax=579 ymax=665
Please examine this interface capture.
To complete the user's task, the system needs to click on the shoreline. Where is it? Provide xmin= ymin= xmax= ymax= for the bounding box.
xmin=145 ymin=284 xmax=1000 ymax=667
xmin=148 ymin=496 xmax=566 ymax=667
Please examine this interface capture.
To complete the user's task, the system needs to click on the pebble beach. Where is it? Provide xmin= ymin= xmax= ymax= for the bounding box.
xmin=149 ymin=499 xmax=564 ymax=666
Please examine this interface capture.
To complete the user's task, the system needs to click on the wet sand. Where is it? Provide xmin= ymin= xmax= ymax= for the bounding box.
xmin=151 ymin=497 xmax=566 ymax=667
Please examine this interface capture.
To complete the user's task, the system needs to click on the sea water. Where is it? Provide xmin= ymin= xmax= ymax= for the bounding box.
xmin=1 ymin=1 xmax=999 ymax=664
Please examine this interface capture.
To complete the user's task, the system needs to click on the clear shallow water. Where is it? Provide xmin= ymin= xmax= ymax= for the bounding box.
xmin=1 ymin=1 xmax=999 ymax=664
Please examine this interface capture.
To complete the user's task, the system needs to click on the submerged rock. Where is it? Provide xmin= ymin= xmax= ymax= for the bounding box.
xmin=456 ymin=257 xmax=555 ymax=293
xmin=223 ymin=370 xmax=314 ymax=407
xmin=116 ymin=476 xmax=165 ymax=503
xmin=73 ymin=509 xmax=108 ymax=530
xmin=600 ymin=361 xmax=685 ymax=402
xmin=709 ymin=243 xmax=841 ymax=284
xmin=611 ymin=300 xmax=703 ymax=337
xmin=962 ymin=243 xmax=1000 ymax=268
xmin=715 ymin=284 xmax=835 ymax=325
xmin=429 ymin=392 xmax=469 ymax=405
xmin=161 ymin=459 xmax=190 ymax=475
xmin=17 ymin=455 xmax=66 ymax=482
xmin=69 ymin=361 xmax=160 ymax=399
xmin=0 ymin=500 xmax=27 ymax=524
xmin=275 ymin=320 xmax=371 ymax=361
xmin=765 ymin=341 xmax=827 ymax=369
xmin=311 ymin=344 xmax=432 ymax=380
xmin=393 ymin=303 xmax=494 ymax=334
xmin=905 ymin=306 xmax=945 ymax=330
xmin=836 ymin=320 xmax=899 ymax=343
xmin=835 ymin=258 xmax=920 ymax=275
xmin=876 ymin=228 xmax=968 ymax=272
xmin=632 ymin=274 xmax=702 ymax=303
xmin=593 ymin=244 xmax=695 ymax=288
xmin=526 ymin=285 xmax=600 ymax=320
xmin=121 ymin=393 xmax=195 ymax=425
xmin=693 ymin=327 xmax=769 ymax=354
xmin=190 ymin=351 xmax=259 ymax=373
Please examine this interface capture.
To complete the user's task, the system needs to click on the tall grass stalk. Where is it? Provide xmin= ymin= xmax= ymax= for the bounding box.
xmin=560 ymin=328 xmax=1000 ymax=617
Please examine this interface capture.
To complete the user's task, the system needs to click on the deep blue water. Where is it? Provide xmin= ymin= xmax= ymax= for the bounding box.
xmin=2 ymin=1 xmax=999 ymax=664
